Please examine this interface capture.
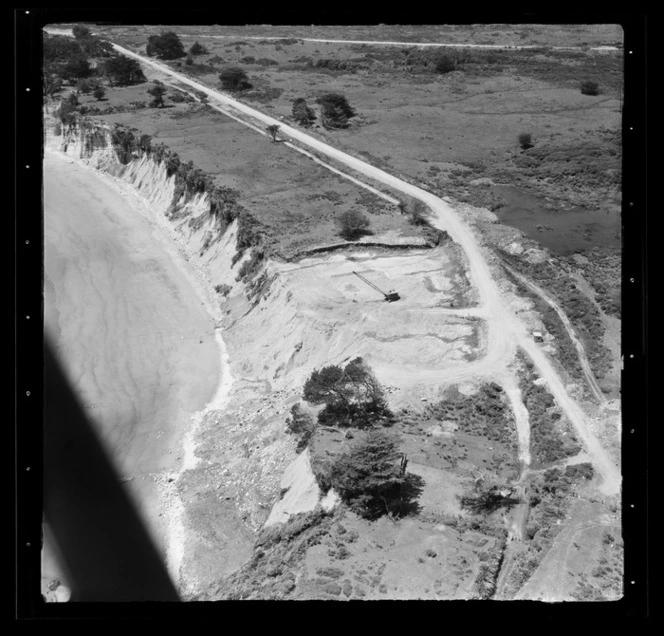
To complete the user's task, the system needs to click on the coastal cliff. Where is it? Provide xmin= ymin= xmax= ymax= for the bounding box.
xmin=47 ymin=117 xmax=348 ymax=597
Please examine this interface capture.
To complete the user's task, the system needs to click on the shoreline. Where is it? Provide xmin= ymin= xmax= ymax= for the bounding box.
xmin=44 ymin=142 xmax=233 ymax=595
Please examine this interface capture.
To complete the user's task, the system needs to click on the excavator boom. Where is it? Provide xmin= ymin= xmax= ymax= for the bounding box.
xmin=352 ymin=271 xmax=400 ymax=302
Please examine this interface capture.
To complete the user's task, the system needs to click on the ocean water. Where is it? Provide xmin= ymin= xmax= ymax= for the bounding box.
xmin=42 ymin=152 xmax=220 ymax=590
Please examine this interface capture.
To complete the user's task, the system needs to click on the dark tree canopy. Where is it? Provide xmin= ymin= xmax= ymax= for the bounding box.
xmin=103 ymin=55 xmax=146 ymax=86
xmin=292 ymin=98 xmax=316 ymax=126
xmin=72 ymin=24 xmax=92 ymax=39
xmin=56 ymin=92 xmax=80 ymax=127
xmin=285 ymin=403 xmax=317 ymax=452
xmin=59 ymin=55 xmax=92 ymax=82
xmin=92 ymin=85 xmax=106 ymax=101
xmin=43 ymin=74 xmax=63 ymax=98
xmin=79 ymin=36 xmax=114 ymax=58
xmin=580 ymin=80 xmax=600 ymax=96
xmin=326 ymin=429 xmax=421 ymax=519
xmin=266 ymin=124 xmax=280 ymax=141
xmin=434 ymin=55 xmax=455 ymax=74
xmin=338 ymin=209 xmax=371 ymax=240
xmin=219 ymin=67 xmax=251 ymax=91
xmin=316 ymin=92 xmax=356 ymax=128
xmin=189 ymin=41 xmax=208 ymax=56
xmin=518 ymin=132 xmax=534 ymax=150
xmin=146 ymin=31 xmax=186 ymax=60
xmin=303 ymin=357 xmax=390 ymax=427
xmin=147 ymin=83 xmax=167 ymax=107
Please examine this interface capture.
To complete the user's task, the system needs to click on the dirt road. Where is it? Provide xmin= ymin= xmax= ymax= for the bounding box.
xmin=169 ymin=34 xmax=620 ymax=52
xmin=100 ymin=44 xmax=621 ymax=497
xmin=504 ymin=263 xmax=606 ymax=403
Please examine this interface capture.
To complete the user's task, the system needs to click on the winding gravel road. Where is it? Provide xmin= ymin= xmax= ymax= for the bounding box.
xmin=100 ymin=43 xmax=621 ymax=497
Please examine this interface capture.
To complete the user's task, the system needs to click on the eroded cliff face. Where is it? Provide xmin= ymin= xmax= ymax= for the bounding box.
xmin=46 ymin=117 xmax=483 ymax=599
xmin=45 ymin=117 xmax=334 ymax=597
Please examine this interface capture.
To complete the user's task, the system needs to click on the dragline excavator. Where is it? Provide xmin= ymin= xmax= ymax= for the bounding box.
xmin=352 ymin=271 xmax=400 ymax=302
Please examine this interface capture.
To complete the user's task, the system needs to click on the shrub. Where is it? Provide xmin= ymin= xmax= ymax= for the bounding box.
xmin=147 ymin=83 xmax=167 ymax=108
xmin=580 ymin=80 xmax=600 ymax=96
xmin=435 ymin=55 xmax=455 ymax=74
xmin=338 ymin=209 xmax=371 ymax=240
xmin=407 ymin=200 xmax=429 ymax=225
xmin=92 ymin=85 xmax=106 ymax=101
xmin=103 ymin=55 xmax=146 ymax=86
xmin=292 ymin=97 xmax=316 ymax=126
xmin=316 ymin=92 xmax=356 ymax=129
xmin=75 ymin=78 xmax=96 ymax=94
xmin=285 ymin=403 xmax=317 ymax=452
xmin=146 ymin=31 xmax=186 ymax=60
xmin=189 ymin=41 xmax=208 ymax=56
xmin=215 ymin=283 xmax=232 ymax=297
xmin=518 ymin=133 xmax=534 ymax=150
xmin=219 ymin=67 xmax=252 ymax=91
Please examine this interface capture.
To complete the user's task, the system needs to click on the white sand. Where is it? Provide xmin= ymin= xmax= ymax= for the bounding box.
xmin=43 ymin=149 xmax=226 ymax=594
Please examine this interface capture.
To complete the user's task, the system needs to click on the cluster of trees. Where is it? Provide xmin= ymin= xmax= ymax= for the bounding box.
xmin=146 ymin=31 xmax=186 ymax=60
xmin=303 ymin=357 xmax=391 ymax=428
xmin=44 ymin=29 xmax=146 ymax=109
xmin=287 ymin=358 xmax=421 ymax=519
xmin=103 ymin=55 xmax=145 ymax=86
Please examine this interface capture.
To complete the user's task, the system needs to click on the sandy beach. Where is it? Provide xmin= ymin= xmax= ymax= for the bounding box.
xmin=43 ymin=149 xmax=223 ymax=594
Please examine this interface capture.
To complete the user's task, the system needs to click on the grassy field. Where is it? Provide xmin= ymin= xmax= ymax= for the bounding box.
xmin=79 ymin=90 xmax=426 ymax=259
xmin=92 ymin=25 xmax=622 ymax=223
xmin=91 ymin=23 xmax=622 ymax=47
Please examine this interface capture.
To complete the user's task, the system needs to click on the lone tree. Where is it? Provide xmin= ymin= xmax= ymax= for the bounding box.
xmin=266 ymin=124 xmax=280 ymax=142
xmin=326 ymin=429 xmax=421 ymax=519
xmin=518 ymin=132 xmax=534 ymax=150
xmin=92 ymin=85 xmax=106 ymax=101
xmin=580 ymin=80 xmax=600 ymax=96
xmin=189 ymin=41 xmax=208 ymax=56
xmin=338 ymin=208 xmax=371 ymax=240
xmin=303 ymin=357 xmax=390 ymax=428
xmin=316 ymin=92 xmax=356 ymax=129
xmin=292 ymin=97 xmax=316 ymax=126
xmin=146 ymin=31 xmax=186 ymax=60
xmin=103 ymin=55 xmax=146 ymax=86
xmin=219 ymin=67 xmax=251 ymax=91
xmin=147 ymin=82 xmax=167 ymax=107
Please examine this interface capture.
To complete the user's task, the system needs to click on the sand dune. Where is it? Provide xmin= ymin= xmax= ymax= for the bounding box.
xmin=43 ymin=150 xmax=221 ymax=591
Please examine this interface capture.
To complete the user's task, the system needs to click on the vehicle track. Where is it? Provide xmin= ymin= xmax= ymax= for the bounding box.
xmin=503 ymin=263 xmax=606 ymax=403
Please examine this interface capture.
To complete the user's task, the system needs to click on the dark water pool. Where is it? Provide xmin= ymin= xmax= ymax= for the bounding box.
xmin=489 ymin=184 xmax=621 ymax=256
